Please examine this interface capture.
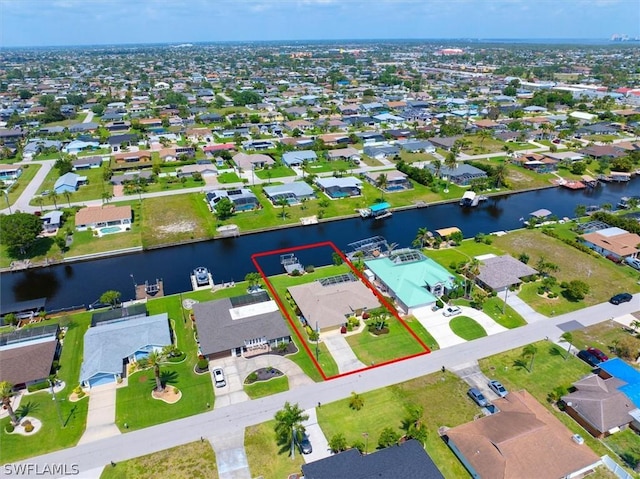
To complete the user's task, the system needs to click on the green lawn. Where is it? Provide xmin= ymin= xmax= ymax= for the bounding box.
xmin=0 ymin=313 xmax=91 ymax=464
xmin=245 ymin=420 xmax=305 ymax=479
xmin=244 ymin=376 xmax=289 ymax=399
xmin=449 ymin=316 xmax=487 ymax=340
xmin=318 ymin=371 xmax=477 ymax=478
xmin=115 ymin=296 xmax=214 ymax=431
xmin=570 ymin=321 xmax=628 ymax=358
xmin=145 ymin=176 xmax=207 ymax=194
xmin=217 ymin=172 xmax=241 ymax=183
xmin=304 ymin=159 xmax=354 ymax=174
xmin=100 ymin=440 xmax=218 ymax=479
xmin=403 ymin=315 xmax=440 ymax=350
xmin=492 ymin=230 xmax=640 ymax=315
xmin=346 ymin=318 xmax=428 ymax=366
xmin=141 ymin=193 xmax=216 ymax=248
xmin=4 ymin=163 xmax=41 ymax=205
xmin=480 ymin=297 xmax=527 ymax=329
xmin=32 ymin=166 xmax=113 ymax=205
xmin=604 ymin=429 xmax=640 ymax=469
xmin=254 ymin=165 xmax=295 ymax=180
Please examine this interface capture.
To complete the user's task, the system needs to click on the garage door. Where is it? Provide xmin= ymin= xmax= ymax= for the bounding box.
xmin=89 ymin=373 xmax=115 ymax=388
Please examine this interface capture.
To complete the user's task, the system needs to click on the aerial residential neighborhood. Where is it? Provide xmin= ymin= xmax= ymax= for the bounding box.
xmin=3 ymin=1 xmax=640 ymax=478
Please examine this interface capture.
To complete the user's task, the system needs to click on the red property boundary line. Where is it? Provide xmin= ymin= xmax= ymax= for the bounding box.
xmin=251 ymin=241 xmax=431 ymax=381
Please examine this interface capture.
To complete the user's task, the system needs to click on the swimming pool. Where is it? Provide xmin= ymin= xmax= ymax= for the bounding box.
xmin=99 ymin=226 xmax=122 ymax=235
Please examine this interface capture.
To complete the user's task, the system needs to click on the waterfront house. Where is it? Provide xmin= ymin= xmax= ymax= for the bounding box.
xmin=0 ymin=324 xmax=60 ymax=390
xmin=205 ymin=188 xmax=259 ymax=212
xmin=424 ymin=163 xmax=488 ymax=186
xmin=581 ymin=227 xmax=640 ymax=261
xmin=476 ymin=255 xmax=538 ymax=293
xmin=513 ymin=153 xmax=558 ymax=173
xmin=54 ymin=172 xmax=87 ymax=193
xmin=192 ymin=292 xmax=291 ymax=360
xmin=41 ymin=210 xmax=63 ymax=233
xmin=364 ymin=249 xmax=456 ymax=314
xmin=263 ymin=182 xmax=315 ymax=205
xmin=315 ymin=176 xmax=362 ymax=198
xmin=287 ymin=274 xmax=380 ymax=331
xmin=75 ymin=205 xmax=132 ymax=231
xmin=364 ymin=170 xmax=412 ymax=192
xmin=444 ymin=390 xmax=601 ymax=479
xmin=79 ymin=313 xmax=172 ymax=388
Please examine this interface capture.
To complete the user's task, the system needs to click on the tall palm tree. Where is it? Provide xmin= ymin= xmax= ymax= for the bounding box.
xmin=102 ymin=191 xmax=113 ymax=205
xmin=375 ymin=173 xmax=388 ymax=198
xmin=444 ymin=151 xmax=457 ymax=192
xmin=0 ymin=381 xmax=18 ymax=425
xmin=522 ymin=344 xmax=538 ymax=373
xmin=493 ymin=163 xmax=507 ymax=188
xmin=477 ymin=129 xmax=491 ymax=147
xmin=413 ymin=227 xmax=431 ymax=249
xmin=63 ymin=190 xmax=73 ymax=208
xmin=560 ymin=332 xmax=573 ymax=360
xmin=431 ymin=159 xmax=442 ymax=178
xmin=34 ymin=195 xmax=45 ymax=213
xmin=276 ymin=197 xmax=289 ymax=219
xmin=144 ymin=350 xmax=166 ymax=393
xmin=463 ymin=258 xmax=481 ymax=297
xmin=274 ymin=402 xmax=309 ymax=458
xmin=50 ymin=190 xmax=59 ymax=209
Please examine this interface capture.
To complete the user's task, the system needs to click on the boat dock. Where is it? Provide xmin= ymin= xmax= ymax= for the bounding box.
xmin=300 ymin=215 xmax=318 ymax=225
xmin=191 ymin=268 xmax=214 ymax=291
xmin=135 ymin=279 xmax=164 ymax=300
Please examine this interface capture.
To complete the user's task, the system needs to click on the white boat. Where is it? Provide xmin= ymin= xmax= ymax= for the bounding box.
xmin=191 ymin=267 xmax=213 ymax=290
xmin=460 ymin=191 xmax=479 ymax=207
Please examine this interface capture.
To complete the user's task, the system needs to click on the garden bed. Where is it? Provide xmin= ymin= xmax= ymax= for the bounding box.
xmin=244 ymin=367 xmax=284 ymax=385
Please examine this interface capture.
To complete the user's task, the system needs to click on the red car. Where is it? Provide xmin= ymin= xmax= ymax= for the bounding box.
xmin=587 ymin=347 xmax=609 ymax=362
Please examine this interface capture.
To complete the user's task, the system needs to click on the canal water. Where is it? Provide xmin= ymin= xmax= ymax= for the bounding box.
xmin=3 ymin=180 xmax=640 ymax=310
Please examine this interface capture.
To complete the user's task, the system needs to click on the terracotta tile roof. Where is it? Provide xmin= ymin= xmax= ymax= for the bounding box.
xmin=446 ymin=390 xmax=600 ymax=479
xmin=75 ymin=205 xmax=132 ymax=227
xmin=582 ymin=229 xmax=640 ymax=257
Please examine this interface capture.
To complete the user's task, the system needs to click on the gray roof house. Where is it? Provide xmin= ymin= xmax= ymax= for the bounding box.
xmin=398 ymin=140 xmax=436 ymax=153
xmin=233 ymin=152 xmax=275 ymax=170
xmin=476 ymin=255 xmax=538 ymax=292
xmin=54 ymin=172 xmax=87 ymax=193
xmin=206 ymin=188 xmax=259 ymax=212
xmin=192 ymin=292 xmax=291 ymax=360
xmin=263 ymin=181 xmax=315 ymax=205
xmin=72 ymin=156 xmax=103 ymax=170
xmin=79 ymin=313 xmax=172 ymax=388
xmin=41 ymin=210 xmax=63 ymax=233
xmin=315 ymin=177 xmax=362 ymax=198
xmin=282 ymin=150 xmax=317 ymax=167
xmin=302 ymin=439 xmax=444 ymax=479
xmin=363 ymin=144 xmax=400 ymax=159
xmin=424 ymin=163 xmax=487 ymax=186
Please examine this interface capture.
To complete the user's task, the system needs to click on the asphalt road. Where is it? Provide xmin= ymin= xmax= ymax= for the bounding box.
xmin=9 ymin=295 xmax=640 ymax=478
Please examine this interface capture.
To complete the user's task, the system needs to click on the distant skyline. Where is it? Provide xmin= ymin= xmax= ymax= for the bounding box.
xmin=1 ymin=0 xmax=639 ymax=48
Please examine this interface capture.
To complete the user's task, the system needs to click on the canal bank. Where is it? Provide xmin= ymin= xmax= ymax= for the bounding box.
xmin=2 ymin=179 xmax=640 ymax=310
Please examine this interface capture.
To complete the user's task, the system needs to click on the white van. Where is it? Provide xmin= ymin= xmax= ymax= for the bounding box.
xmin=625 ymin=257 xmax=640 ymax=270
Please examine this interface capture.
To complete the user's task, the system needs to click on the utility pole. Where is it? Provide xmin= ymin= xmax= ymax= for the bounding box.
xmin=503 ymin=287 xmax=509 ymax=314
xmin=315 ymin=320 xmax=319 ymax=362
xmin=49 ymin=379 xmax=64 ymax=427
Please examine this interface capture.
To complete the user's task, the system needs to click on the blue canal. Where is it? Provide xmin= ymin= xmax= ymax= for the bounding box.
xmin=3 ymin=180 xmax=640 ymax=310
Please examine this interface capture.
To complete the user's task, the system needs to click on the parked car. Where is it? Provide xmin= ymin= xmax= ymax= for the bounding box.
xmin=467 ymin=387 xmax=489 ymax=407
xmin=610 ymin=293 xmax=632 ymax=305
xmin=586 ymin=347 xmax=609 ymax=362
xmin=297 ymin=432 xmax=312 ymax=454
xmin=577 ymin=350 xmax=602 ymax=367
xmin=488 ymin=380 xmax=508 ymax=398
xmin=443 ymin=305 xmax=462 ymax=317
xmin=213 ymin=367 xmax=226 ymax=387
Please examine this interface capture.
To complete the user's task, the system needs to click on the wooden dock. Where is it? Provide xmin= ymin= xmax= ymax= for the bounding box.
xmin=135 ymin=279 xmax=164 ymax=300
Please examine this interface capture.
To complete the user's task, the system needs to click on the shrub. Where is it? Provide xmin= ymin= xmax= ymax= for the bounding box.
xmin=5 ymin=423 xmax=15 ymax=433
xmin=246 ymin=372 xmax=258 ymax=384
xmin=378 ymin=427 xmax=400 ymax=448
xmin=22 ymin=420 xmax=33 ymax=433
xmin=196 ymin=358 xmax=209 ymax=371
xmin=27 ymin=380 xmax=50 ymax=393
xmin=349 ymin=392 xmax=364 ymax=411
xmin=304 ymin=265 xmax=315 ymax=273
xmin=77 ymin=390 xmax=86 ymax=398
xmin=329 ymin=433 xmax=348 ymax=453
xmin=351 ymin=440 xmax=366 ymax=453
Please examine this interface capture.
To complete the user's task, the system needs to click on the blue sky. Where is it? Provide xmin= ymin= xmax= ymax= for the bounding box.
xmin=1 ymin=0 xmax=639 ymax=47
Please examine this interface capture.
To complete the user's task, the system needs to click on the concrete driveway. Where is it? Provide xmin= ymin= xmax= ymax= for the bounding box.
xmin=208 ymin=430 xmax=251 ymax=479
xmin=301 ymin=407 xmax=331 ymax=464
xmin=78 ymin=383 xmax=120 ymax=445
xmin=451 ymin=360 xmax=503 ymax=402
xmin=412 ymin=305 xmax=508 ymax=349
xmin=322 ymin=333 xmax=366 ymax=373
xmin=211 ymin=353 xmax=314 ymax=408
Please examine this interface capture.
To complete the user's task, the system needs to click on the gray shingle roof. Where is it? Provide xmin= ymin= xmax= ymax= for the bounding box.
xmin=79 ymin=313 xmax=171 ymax=383
xmin=477 ymin=255 xmax=538 ymax=290
xmin=263 ymin=181 xmax=314 ymax=199
xmin=193 ymin=297 xmax=290 ymax=356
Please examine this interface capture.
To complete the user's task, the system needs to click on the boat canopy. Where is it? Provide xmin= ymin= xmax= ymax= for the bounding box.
xmin=369 ymin=202 xmax=390 ymax=213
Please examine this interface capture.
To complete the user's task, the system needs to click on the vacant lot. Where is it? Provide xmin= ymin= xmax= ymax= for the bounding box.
xmin=245 ymin=420 xmax=305 ymax=479
xmin=141 ymin=193 xmax=215 ymax=247
xmin=100 ymin=441 xmax=218 ymax=479
xmin=492 ymin=230 xmax=640 ymax=315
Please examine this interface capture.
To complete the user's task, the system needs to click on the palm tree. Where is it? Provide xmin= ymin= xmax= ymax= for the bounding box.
xmin=493 ymin=163 xmax=507 ymax=188
xmin=276 ymin=197 xmax=289 ymax=219
xmin=0 ymin=381 xmax=18 ymax=425
xmin=502 ymin=144 xmax=513 ymax=159
xmin=431 ymin=158 xmax=442 ymax=178
xmin=375 ymin=173 xmax=388 ymax=198
xmin=50 ymin=190 xmax=59 ymax=209
xmin=560 ymin=332 xmax=573 ymax=360
xmin=522 ymin=344 xmax=538 ymax=373
xmin=574 ymin=204 xmax=586 ymax=219
xmin=63 ymin=190 xmax=73 ymax=207
xmin=413 ymin=227 xmax=431 ymax=249
xmin=34 ymin=195 xmax=45 ymax=213
xmin=463 ymin=258 xmax=481 ymax=297
xmin=102 ymin=191 xmax=113 ymax=205
xmin=444 ymin=151 xmax=457 ymax=192
xmin=477 ymin=129 xmax=491 ymax=147
xmin=144 ymin=350 xmax=166 ymax=393
xmin=274 ymin=402 xmax=309 ymax=458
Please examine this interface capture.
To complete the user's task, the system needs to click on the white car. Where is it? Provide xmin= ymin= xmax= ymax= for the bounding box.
xmin=213 ymin=368 xmax=226 ymax=388
xmin=442 ymin=305 xmax=462 ymax=317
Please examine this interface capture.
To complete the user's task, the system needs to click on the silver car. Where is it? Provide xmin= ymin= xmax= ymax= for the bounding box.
xmin=213 ymin=367 xmax=226 ymax=388
xmin=488 ymin=380 xmax=508 ymax=398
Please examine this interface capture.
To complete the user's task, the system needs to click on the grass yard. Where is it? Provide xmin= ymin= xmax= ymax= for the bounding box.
xmin=4 ymin=163 xmax=41 ymax=205
xmin=346 ymin=318 xmax=428 ymax=366
xmin=569 ymin=321 xmax=630 ymax=359
xmin=471 ymin=158 xmax=556 ymax=190
xmin=115 ymin=296 xmax=214 ymax=431
xmin=141 ymin=193 xmax=216 ymax=247
xmin=304 ymin=159 xmax=355 ymax=174
xmin=0 ymin=312 xmax=91 ymax=464
xmin=449 ymin=316 xmax=487 ymax=340
xmin=217 ymin=172 xmax=241 ymax=183
xmin=460 ymin=135 xmax=511 ymax=155
xmin=403 ymin=315 xmax=440 ymax=350
xmin=245 ymin=420 xmax=305 ymax=479
xmin=244 ymin=376 xmax=289 ymax=399
xmin=604 ymin=428 xmax=640 ymax=470
xmin=480 ymin=297 xmax=527 ymax=329
xmin=254 ymin=165 xmax=295 ymax=180
xmin=492 ymin=230 xmax=640 ymax=315
xmin=318 ymin=371 xmax=478 ymax=478
xmin=33 ymin=166 xmax=113 ymax=205
xmin=100 ymin=440 xmax=218 ymax=479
